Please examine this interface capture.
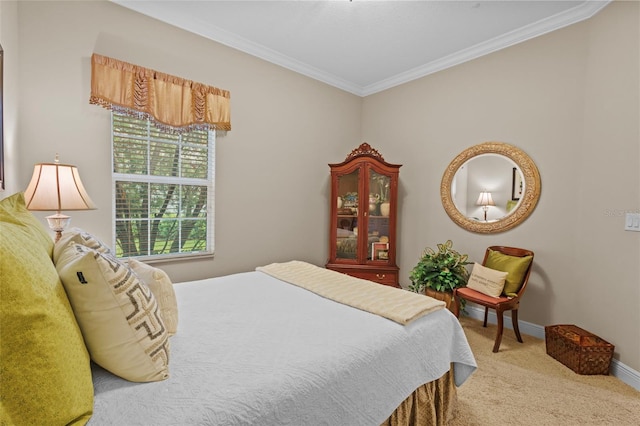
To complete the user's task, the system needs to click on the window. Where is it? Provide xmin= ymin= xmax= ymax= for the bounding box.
xmin=112 ymin=112 xmax=214 ymax=260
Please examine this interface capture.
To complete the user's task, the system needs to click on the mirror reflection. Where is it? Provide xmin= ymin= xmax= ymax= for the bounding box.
xmin=451 ymin=154 xmax=523 ymax=222
xmin=441 ymin=142 xmax=541 ymax=234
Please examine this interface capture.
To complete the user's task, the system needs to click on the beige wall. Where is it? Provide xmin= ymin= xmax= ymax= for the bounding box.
xmin=3 ymin=1 xmax=638 ymax=371
xmin=9 ymin=0 xmax=361 ymax=280
xmin=0 ymin=0 xmax=19 ymax=195
xmin=362 ymin=1 xmax=639 ymax=372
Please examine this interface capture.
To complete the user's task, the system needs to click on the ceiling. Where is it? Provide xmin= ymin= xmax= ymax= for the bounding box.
xmin=113 ymin=0 xmax=610 ymax=97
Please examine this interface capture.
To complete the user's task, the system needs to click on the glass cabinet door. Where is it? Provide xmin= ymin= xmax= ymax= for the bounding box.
xmin=367 ymin=169 xmax=391 ymax=262
xmin=335 ymin=169 xmax=359 ymax=260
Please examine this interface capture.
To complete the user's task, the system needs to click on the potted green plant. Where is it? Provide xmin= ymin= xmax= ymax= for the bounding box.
xmin=409 ymin=240 xmax=471 ymax=310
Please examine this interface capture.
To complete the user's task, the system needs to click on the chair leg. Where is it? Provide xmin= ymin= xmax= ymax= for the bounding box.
xmin=483 ymin=307 xmax=489 ymax=327
xmin=512 ymin=309 xmax=523 ymax=343
xmin=493 ymin=311 xmax=504 ymax=353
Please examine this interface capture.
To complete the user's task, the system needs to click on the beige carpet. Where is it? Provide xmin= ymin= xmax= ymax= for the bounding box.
xmin=450 ymin=317 xmax=640 ymax=425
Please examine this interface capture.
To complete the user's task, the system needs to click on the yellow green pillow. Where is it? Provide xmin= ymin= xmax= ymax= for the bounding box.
xmin=485 ymin=249 xmax=533 ymax=297
xmin=0 ymin=192 xmax=53 ymax=257
xmin=0 ymin=193 xmax=93 ymax=425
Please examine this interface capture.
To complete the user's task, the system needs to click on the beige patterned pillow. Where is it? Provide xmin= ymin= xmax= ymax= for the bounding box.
xmin=54 ymin=227 xmax=112 ymax=263
xmin=466 ymin=262 xmax=509 ymax=298
xmin=56 ymin=242 xmax=170 ymax=382
xmin=128 ymin=259 xmax=179 ymax=335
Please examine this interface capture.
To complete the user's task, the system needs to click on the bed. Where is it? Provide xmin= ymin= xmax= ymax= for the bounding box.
xmin=0 ymin=193 xmax=476 ymax=426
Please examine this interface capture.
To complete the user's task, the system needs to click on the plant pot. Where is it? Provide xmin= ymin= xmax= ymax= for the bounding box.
xmin=424 ymin=288 xmax=454 ymax=312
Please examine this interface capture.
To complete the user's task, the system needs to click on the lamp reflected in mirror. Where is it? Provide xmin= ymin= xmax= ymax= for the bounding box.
xmin=24 ymin=154 xmax=96 ymax=242
xmin=476 ymin=191 xmax=495 ymax=221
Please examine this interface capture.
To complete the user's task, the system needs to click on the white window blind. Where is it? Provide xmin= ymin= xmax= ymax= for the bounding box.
xmin=112 ymin=113 xmax=214 ymax=259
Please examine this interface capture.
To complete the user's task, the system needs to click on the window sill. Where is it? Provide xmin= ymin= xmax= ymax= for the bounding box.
xmin=126 ymin=252 xmax=215 ymax=265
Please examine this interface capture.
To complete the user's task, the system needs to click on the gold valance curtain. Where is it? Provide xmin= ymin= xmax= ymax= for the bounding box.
xmin=90 ymin=53 xmax=231 ymax=132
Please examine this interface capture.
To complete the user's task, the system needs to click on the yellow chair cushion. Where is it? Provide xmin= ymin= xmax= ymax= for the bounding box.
xmin=485 ymin=249 xmax=533 ymax=297
xmin=56 ymin=242 xmax=170 ymax=382
xmin=0 ymin=193 xmax=93 ymax=425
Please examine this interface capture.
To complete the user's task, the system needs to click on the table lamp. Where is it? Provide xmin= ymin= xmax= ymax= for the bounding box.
xmin=476 ymin=191 xmax=495 ymax=222
xmin=24 ymin=154 xmax=96 ymax=242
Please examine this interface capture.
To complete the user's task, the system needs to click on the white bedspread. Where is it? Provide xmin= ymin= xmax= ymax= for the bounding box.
xmin=90 ymin=270 xmax=476 ymax=425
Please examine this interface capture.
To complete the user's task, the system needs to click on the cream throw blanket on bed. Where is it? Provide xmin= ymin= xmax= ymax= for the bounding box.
xmin=256 ymin=261 xmax=444 ymax=325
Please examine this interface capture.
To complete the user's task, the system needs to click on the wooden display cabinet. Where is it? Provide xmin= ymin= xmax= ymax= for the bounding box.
xmin=326 ymin=143 xmax=401 ymax=287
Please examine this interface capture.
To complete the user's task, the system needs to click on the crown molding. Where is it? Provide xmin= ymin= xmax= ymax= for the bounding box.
xmin=157 ymin=14 xmax=364 ymax=96
xmin=361 ymin=0 xmax=611 ymax=96
xmin=113 ymin=0 xmax=611 ymax=97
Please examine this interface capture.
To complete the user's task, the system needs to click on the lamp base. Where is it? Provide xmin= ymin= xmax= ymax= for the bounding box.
xmin=45 ymin=213 xmax=71 ymax=243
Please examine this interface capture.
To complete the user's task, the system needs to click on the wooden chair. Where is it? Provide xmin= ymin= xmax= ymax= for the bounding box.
xmin=453 ymin=246 xmax=534 ymax=353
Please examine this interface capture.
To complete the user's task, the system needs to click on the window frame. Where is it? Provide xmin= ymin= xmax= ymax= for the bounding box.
xmin=110 ymin=112 xmax=215 ymax=262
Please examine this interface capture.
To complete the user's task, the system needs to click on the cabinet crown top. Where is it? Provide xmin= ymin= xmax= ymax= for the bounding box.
xmin=345 ymin=143 xmax=384 ymax=162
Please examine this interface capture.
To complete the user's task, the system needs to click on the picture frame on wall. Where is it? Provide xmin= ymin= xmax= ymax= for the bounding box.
xmin=511 ymin=167 xmax=523 ymax=201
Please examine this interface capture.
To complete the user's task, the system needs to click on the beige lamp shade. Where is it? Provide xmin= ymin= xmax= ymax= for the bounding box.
xmin=24 ymin=158 xmax=96 ymax=241
xmin=476 ymin=191 xmax=495 ymax=222
xmin=476 ymin=191 xmax=496 ymax=207
xmin=24 ymin=161 xmax=96 ymax=212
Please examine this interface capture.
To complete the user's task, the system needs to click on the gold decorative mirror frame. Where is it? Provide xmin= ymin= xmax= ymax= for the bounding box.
xmin=440 ymin=142 xmax=541 ymax=233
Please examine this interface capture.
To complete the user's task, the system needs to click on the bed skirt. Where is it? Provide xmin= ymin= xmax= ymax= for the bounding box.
xmin=382 ymin=369 xmax=456 ymax=426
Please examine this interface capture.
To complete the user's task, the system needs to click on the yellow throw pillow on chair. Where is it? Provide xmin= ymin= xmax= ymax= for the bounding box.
xmin=485 ymin=249 xmax=533 ymax=297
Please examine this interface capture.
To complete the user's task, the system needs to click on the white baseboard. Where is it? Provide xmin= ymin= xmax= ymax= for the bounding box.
xmin=463 ymin=306 xmax=640 ymax=391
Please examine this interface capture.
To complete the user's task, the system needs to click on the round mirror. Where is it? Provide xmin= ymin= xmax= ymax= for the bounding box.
xmin=440 ymin=142 xmax=541 ymax=233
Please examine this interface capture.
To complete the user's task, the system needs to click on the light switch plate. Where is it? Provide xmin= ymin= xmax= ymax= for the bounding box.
xmin=624 ymin=213 xmax=640 ymax=232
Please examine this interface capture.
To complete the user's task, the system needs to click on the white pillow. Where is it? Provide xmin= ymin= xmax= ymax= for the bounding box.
xmin=128 ymin=258 xmax=179 ymax=336
xmin=54 ymin=227 xmax=112 ymax=264
xmin=56 ymin=242 xmax=170 ymax=382
xmin=466 ymin=262 xmax=509 ymax=298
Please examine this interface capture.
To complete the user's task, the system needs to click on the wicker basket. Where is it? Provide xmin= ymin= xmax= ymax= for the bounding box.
xmin=424 ymin=288 xmax=454 ymax=312
xmin=545 ymin=324 xmax=614 ymax=375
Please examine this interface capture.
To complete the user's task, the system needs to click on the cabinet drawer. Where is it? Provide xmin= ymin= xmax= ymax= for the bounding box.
xmin=347 ymin=270 xmax=398 ymax=287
